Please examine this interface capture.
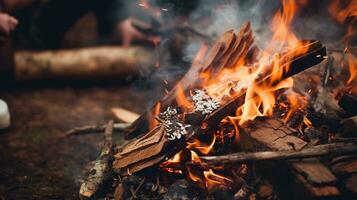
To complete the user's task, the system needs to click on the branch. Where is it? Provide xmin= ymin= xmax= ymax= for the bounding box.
xmin=200 ymin=141 xmax=357 ymax=167
xmin=79 ymin=120 xmax=114 ymax=199
xmin=66 ymin=122 xmax=131 ymax=137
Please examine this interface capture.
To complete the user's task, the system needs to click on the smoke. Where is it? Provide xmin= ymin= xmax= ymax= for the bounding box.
xmin=127 ymin=0 xmax=354 ymax=108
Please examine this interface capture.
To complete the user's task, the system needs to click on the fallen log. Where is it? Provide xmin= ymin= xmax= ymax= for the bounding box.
xmin=79 ymin=121 xmax=114 ymax=199
xmin=13 ymin=46 xmax=154 ymax=81
xmin=201 ymin=141 xmax=357 ymax=166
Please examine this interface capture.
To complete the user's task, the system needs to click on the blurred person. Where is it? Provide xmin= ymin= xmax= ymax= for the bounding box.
xmin=0 ymin=0 xmax=152 ymax=50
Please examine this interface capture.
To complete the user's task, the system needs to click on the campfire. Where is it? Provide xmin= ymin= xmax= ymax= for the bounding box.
xmin=68 ymin=1 xmax=357 ymax=200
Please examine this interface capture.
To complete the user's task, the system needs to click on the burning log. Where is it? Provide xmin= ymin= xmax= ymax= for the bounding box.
xmin=200 ymin=140 xmax=357 ymax=166
xmin=79 ymin=121 xmax=114 ymax=199
xmin=13 ymin=46 xmax=154 ymax=81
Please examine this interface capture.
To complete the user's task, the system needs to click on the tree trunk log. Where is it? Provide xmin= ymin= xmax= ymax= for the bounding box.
xmin=14 ymin=46 xmax=154 ymax=81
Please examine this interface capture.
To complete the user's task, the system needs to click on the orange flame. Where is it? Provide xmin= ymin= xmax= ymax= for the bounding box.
xmin=282 ymin=91 xmax=308 ymax=123
xmin=203 ymin=169 xmax=233 ymax=190
xmin=347 ymin=53 xmax=357 ymax=85
xmin=328 ymin=0 xmax=357 ymax=43
xmin=328 ymin=0 xmax=357 ymax=23
xmin=176 ymin=84 xmax=194 ymax=111
xmin=186 ymin=135 xmax=216 ymax=155
xmin=149 ymin=102 xmax=161 ymax=129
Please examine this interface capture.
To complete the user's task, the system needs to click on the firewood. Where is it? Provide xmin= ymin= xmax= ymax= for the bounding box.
xmin=200 ymin=141 xmax=357 ymax=166
xmin=79 ymin=120 xmax=114 ymax=199
xmin=127 ymin=39 xmax=327 ymax=139
xmin=14 ymin=46 xmax=154 ymax=81
xmin=111 ymin=107 xmax=140 ymax=123
xmin=238 ymin=118 xmax=340 ymax=198
xmin=112 ymin=27 xmax=327 ymax=177
xmin=126 ymin=22 xmax=255 ymax=139
xmin=112 ymin=125 xmax=168 ymax=175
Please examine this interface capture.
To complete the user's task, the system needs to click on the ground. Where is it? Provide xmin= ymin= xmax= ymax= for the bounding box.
xmin=0 ymin=84 xmax=148 ymax=200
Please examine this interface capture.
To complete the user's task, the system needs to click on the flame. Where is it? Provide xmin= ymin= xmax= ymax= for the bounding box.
xmin=200 ymin=0 xmax=309 ymax=126
xmin=282 ymin=91 xmax=308 ymax=123
xmin=160 ymin=150 xmax=183 ymax=174
xmin=347 ymin=53 xmax=357 ymax=85
xmin=328 ymin=0 xmax=357 ymax=23
xmin=176 ymin=84 xmax=194 ymax=111
xmin=303 ymin=116 xmax=313 ymax=127
xmin=159 ymin=0 xmax=316 ymax=190
xmin=266 ymin=0 xmax=307 ymax=53
xmin=203 ymin=169 xmax=233 ymax=190
xmin=187 ymin=135 xmax=216 ymax=155
xmin=149 ymin=102 xmax=161 ymax=129
xmin=328 ymin=0 xmax=357 ymax=43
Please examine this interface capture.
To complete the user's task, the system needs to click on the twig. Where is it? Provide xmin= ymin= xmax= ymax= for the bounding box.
xmin=79 ymin=120 xmax=114 ymax=199
xmin=130 ymin=177 xmax=146 ymax=200
xmin=66 ymin=122 xmax=131 ymax=137
xmin=200 ymin=141 xmax=357 ymax=167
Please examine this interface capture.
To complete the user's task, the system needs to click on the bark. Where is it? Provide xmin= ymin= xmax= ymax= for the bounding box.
xmin=14 ymin=46 xmax=154 ymax=81
xmin=201 ymin=141 xmax=357 ymax=166
xmin=79 ymin=121 xmax=114 ymax=199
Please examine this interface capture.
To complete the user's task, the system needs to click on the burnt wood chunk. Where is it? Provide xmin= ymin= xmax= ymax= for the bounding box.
xmin=241 ymin=118 xmax=307 ymax=151
xmin=239 ymin=118 xmax=340 ymax=199
xmin=292 ymin=161 xmax=337 ymax=184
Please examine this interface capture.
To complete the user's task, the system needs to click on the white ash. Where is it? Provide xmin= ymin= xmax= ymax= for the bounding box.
xmin=159 ymin=107 xmax=192 ymax=141
xmin=191 ymin=90 xmax=220 ymax=115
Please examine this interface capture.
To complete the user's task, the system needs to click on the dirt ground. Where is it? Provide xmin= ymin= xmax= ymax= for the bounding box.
xmin=0 ymin=83 xmax=149 ymax=200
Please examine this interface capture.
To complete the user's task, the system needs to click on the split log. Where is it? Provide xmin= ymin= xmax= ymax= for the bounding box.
xmin=79 ymin=121 xmax=114 ymax=199
xmin=200 ymin=141 xmax=357 ymax=166
xmin=112 ymin=125 xmax=170 ymax=175
xmin=13 ymin=46 xmax=154 ymax=81
xmin=238 ymin=118 xmax=340 ymax=199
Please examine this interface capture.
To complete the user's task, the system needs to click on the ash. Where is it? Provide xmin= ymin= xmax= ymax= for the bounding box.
xmin=192 ymin=90 xmax=220 ymax=115
xmin=159 ymin=107 xmax=192 ymax=141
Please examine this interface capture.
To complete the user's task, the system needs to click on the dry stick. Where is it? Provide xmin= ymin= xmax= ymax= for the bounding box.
xmin=66 ymin=122 xmax=131 ymax=137
xmin=79 ymin=120 xmax=114 ymax=200
xmin=200 ymin=141 xmax=357 ymax=167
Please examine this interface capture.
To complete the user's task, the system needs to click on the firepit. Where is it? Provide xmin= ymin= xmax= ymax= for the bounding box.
xmin=66 ymin=1 xmax=357 ymax=200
